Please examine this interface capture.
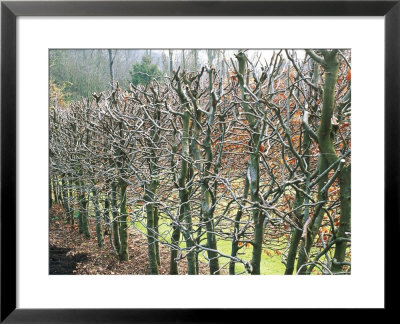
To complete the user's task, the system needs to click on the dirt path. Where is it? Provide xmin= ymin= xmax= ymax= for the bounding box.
xmin=49 ymin=245 xmax=88 ymax=274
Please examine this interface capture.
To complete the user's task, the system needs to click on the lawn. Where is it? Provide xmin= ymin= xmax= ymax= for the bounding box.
xmin=132 ymin=214 xmax=286 ymax=275
xmin=74 ymin=208 xmax=332 ymax=275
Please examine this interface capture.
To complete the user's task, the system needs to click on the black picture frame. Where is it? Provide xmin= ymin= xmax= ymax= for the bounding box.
xmin=1 ymin=0 xmax=398 ymax=322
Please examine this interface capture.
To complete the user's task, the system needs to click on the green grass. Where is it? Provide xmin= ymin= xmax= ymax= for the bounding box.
xmin=82 ymin=201 xmax=342 ymax=275
xmin=132 ymin=215 xmax=286 ymax=275
xmin=77 ymin=208 xmax=340 ymax=275
xmin=209 ymin=239 xmax=286 ymax=275
xmin=67 ymin=202 xmax=349 ymax=275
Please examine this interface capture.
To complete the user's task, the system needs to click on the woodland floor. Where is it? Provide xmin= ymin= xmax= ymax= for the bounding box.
xmin=49 ymin=203 xmax=213 ymax=275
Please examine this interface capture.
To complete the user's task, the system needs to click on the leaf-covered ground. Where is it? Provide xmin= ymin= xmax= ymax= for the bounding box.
xmin=49 ymin=204 xmax=212 ymax=275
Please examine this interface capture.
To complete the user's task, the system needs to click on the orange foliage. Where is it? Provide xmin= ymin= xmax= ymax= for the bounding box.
xmin=346 ymin=69 xmax=351 ymax=81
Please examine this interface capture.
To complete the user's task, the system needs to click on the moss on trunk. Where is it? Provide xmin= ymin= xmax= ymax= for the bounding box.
xmin=285 ymin=192 xmax=304 ymax=275
xmin=332 ymin=165 xmax=351 ymax=273
xmin=61 ymin=174 xmax=71 ymax=223
xmin=111 ymin=181 xmax=120 ymax=254
xmin=297 ymin=51 xmax=340 ymax=274
xmin=118 ymin=181 xmax=129 ymax=261
xmin=169 ymin=207 xmax=183 ymax=275
xmin=91 ymin=187 xmax=104 ymax=248
xmin=81 ymin=196 xmax=90 ymax=239
xmin=145 ymin=182 xmax=159 ymax=274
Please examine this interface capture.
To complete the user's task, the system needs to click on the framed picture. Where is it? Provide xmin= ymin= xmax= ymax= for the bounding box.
xmin=1 ymin=0 xmax=398 ymax=321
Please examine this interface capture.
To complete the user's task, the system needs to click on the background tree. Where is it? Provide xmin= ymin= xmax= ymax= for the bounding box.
xmin=129 ymin=55 xmax=162 ymax=86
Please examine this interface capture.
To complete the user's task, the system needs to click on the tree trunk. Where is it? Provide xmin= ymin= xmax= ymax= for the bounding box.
xmin=111 ymin=181 xmax=121 ymax=254
xmin=49 ymin=176 xmax=53 ymax=208
xmin=285 ymin=112 xmax=311 ymax=275
xmin=56 ymin=175 xmax=63 ymax=202
xmin=81 ymin=191 xmax=91 ymax=239
xmin=169 ymin=207 xmax=183 ymax=274
xmin=249 ymin=145 xmax=264 ymax=275
xmin=145 ymin=182 xmax=159 ymax=274
xmin=202 ymin=68 xmax=220 ymax=275
xmin=180 ymin=110 xmax=196 ymax=275
xmin=52 ymin=175 xmax=59 ymax=203
xmin=297 ymin=50 xmax=340 ymax=274
xmin=67 ymin=175 xmax=74 ymax=225
xmin=236 ymin=52 xmax=264 ymax=275
xmin=168 ymin=50 xmax=173 ymax=76
xmin=104 ymin=181 xmax=114 ymax=250
xmin=181 ymin=50 xmax=186 ymax=70
xmin=174 ymin=77 xmax=197 ymax=275
xmin=332 ymin=165 xmax=351 ymax=273
xmin=118 ymin=180 xmax=129 ymax=261
xmin=91 ymin=186 xmax=104 ymax=248
xmin=75 ymin=180 xmax=84 ymax=234
xmin=285 ymin=192 xmax=304 ymax=275
xmin=169 ymin=129 xmax=181 ymax=275
xmin=61 ymin=174 xmax=71 ymax=223
xmin=154 ymin=206 xmax=161 ymax=266
xmin=202 ymin=185 xmax=219 ymax=274
xmin=193 ymin=50 xmax=198 ymax=71
xmin=229 ymin=172 xmax=249 ymax=275
xmin=108 ymin=49 xmax=114 ymax=89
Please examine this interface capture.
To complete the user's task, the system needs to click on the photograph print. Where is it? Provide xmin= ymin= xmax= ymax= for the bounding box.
xmin=49 ymin=49 xmax=351 ymax=275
